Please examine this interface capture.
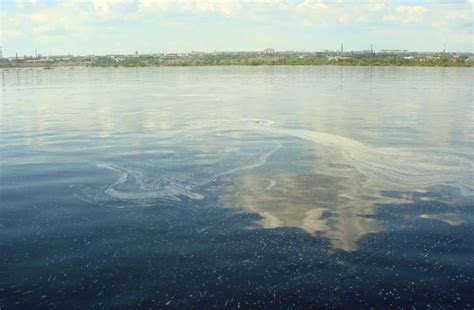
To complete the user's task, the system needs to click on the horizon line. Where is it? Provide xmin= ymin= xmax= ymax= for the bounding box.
xmin=2 ymin=48 xmax=474 ymax=58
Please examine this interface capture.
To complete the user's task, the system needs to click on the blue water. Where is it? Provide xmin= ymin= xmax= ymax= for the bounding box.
xmin=1 ymin=66 xmax=473 ymax=308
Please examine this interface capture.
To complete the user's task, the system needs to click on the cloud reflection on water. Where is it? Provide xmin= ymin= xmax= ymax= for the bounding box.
xmin=220 ymin=173 xmax=386 ymax=252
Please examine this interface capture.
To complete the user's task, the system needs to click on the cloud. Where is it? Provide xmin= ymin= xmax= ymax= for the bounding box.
xmin=368 ymin=1 xmax=386 ymax=12
xmin=396 ymin=5 xmax=427 ymax=15
xmin=1 ymin=0 xmax=472 ymax=55
xmin=15 ymin=0 xmax=39 ymax=9
xmin=294 ymin=1 xmax=382 ymax=28
xmin=193 ymin=0 xmax=240 ymax=17
xmin=139 ymin=0 xmax=170 ymax=10
xmin=383 ymin=5 xmax=428 ymax=24
xmin=138 ymin=0 xmax=241 ymax=17
xmin=297 ymin=0 xmax=328 ymax=10
xmin=92 ymin=0 xmax=134 ymax=13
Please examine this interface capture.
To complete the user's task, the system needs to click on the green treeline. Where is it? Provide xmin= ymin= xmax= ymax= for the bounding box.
xmin=2 ymin=55 xmax=473 ymax=69
xmin=91 ymin=56 xmax=473 ymax=68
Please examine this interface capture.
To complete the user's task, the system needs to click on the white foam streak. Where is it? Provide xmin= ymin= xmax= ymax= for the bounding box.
xmin=91 ymin=142 xmax=281 ymax=204
xmin=77 ymin=118 xmax=472 ymax=211
xmin=260 ymin=124 xmax=473 ymax=197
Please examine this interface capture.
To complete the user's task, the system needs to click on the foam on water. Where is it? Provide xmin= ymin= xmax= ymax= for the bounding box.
xmin=261 ymin=124 xmax=473 ymax=197
xmin=72 ymin=118 xmax=472 ymax=250
xmin=220 ymin=119 xmax=472 ymax=251
xmin=97 ymin=163 xmax=205 ymax=201
xmin=98 ymin=142 xmax=281 ymax=203
xmin=217 ymin=118 xmax=473 ymax=197
xmin=72 ymin=134 xmax=281 ymax=207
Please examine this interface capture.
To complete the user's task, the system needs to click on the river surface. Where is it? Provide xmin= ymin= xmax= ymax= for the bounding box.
xmin=1 ymin=66 xmax=473 ymax=308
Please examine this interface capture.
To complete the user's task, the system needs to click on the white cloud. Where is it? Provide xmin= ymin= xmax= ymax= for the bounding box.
xmin=368 ymin=1 xmax=386 ymax=12
xmin=139 ymin=0 xmax=170 ymax=10
xmin=395 ymin=5 xmax=428 ymax=23
xmin=138 ymin=0 xmax=241 ymax=17
xmin=297 ymin=0 xmax=328 ymax=10
xmin=396 ymin=5 xmax=427 ymax=15
xmin=15 ymin=0 xmax=39 ymax=9
xmin=91 ymin=0 xmax=134 ymax=13
xmin=194 ymin=0 xmax=240 ymax=17
xmin=294 ymin=1 xmax=379 ymax=27
xmin=2 ymin=0 xmax=472 ymax=55
xmin=382 ymin=5 xmax=428 ymax=24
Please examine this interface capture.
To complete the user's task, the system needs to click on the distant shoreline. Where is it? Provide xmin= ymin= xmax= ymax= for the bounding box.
xmin=2 ymin=54 xmax=474 ymax=69
xmin=2 ymin=62 xmax=473 ymax=69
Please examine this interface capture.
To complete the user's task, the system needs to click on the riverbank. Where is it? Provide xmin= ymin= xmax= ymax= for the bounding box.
xmin=2 ymin=56 xmax=473 ymax=69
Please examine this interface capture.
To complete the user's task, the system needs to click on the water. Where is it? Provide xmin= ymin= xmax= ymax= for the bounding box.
xmin=1 ymin=66 xmax=473 ymax=308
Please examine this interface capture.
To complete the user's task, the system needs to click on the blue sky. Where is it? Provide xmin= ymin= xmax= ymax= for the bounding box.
xmin=1 ymin=0 xmax=472 ymax=57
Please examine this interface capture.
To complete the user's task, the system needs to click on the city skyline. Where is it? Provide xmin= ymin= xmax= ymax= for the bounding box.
xmin=1 ymin=0 xmax=473 ymax=57
xmin=1 ymin=46 xmax=471 ymax=60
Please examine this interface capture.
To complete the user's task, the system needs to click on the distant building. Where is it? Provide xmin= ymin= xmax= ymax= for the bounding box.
xmin=49 ymin=55 xmax=72 ymax=61
xmin=380 ymin=49 xmax=408 ymax=54
xmin=262 ymin=48 xmax=275 ymax=55
xmin=0 ymin=46 xmax=3 ymax=59
xmin=327 ymin=56 xmax=350 ymax=61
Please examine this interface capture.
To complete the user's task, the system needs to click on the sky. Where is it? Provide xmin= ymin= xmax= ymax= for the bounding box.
xmin=0 ymin=0 xmax=473 ymax=57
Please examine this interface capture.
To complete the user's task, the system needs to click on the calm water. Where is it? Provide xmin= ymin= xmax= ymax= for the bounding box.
xmin=1 ymin=66 xmax=473 ymax=308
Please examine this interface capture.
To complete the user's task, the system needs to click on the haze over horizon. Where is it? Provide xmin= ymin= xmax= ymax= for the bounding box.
xmin=1 ymin=0 xmax=473 ymax=57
